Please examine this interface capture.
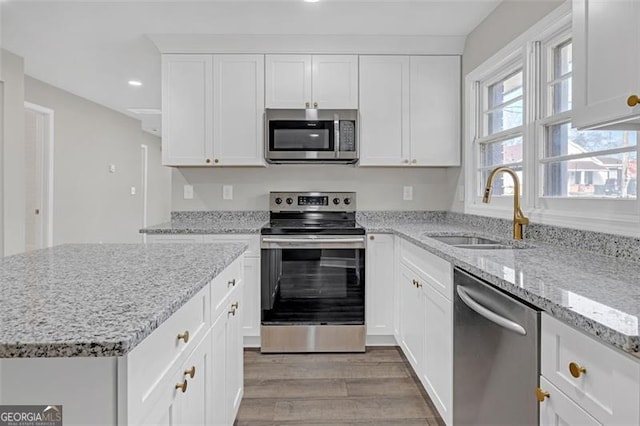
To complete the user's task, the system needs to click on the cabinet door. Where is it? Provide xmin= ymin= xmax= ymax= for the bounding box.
xmin=359 ymin=56 xmax=410 ymax=166
xmin=312 ymin=55 xmax=358 ymax=109
xmin=365 ymin=234 xmax=395 ymax=336
xmin=539 ymin=377 xmax=602 ymax=426
xmin=421 ymin=283 xmax=453 ymax=425
xmin=410 ymin=56 xmax=460 ymax=166
xmin=573 ymin=0 xmax=640 ymax=129
xmin=241 ymin=256 xmax=261 ymax=338
xmin=180 ymin=329 xmax=212 ymax=426
xmin=213 ymin=55 xmax=265 ymax=166
xmin=210 ymin=310 xmax=228 ymax=426
xmin=398 ymin=263 xmax=425 ymax=373
xmin=162 ymin=54 xmax=213 ymax=166
xmin=265 ymin=55 xmax=312 ymax=108
xmin=226 ymin=286 xmax=244 ymax=422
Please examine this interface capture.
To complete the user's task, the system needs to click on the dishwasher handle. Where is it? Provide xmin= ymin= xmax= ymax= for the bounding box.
xmin=456 ymin=285 xmax=527 ymax=336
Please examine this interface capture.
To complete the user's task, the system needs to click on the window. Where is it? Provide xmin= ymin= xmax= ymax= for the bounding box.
xmin=465 ymin=3 xmax=639 ymax=235
xmin=540 ymin=39 xmax=637 ymax=200
xmin=476 ymin=65 xmax=524 ymax=198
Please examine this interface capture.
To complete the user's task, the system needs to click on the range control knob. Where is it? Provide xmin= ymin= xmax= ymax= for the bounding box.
xmin=286 ymin=197 xmax=294 ymax=205
xmin=275 ymin=197 xmax=283 ymax=205
xmin=333 ymin=198 xmax=341 ymax=205
xmin=343 ymin=198 xmax=352 ymax=205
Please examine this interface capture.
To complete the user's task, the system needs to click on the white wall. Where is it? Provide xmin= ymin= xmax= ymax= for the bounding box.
xmin=172 ymin=166 xmax=453 ymax=212
xmin=1 ymin=49 xmax=26 ymax=255
xmin=24 ymin=76 xmax=171 ymax=244
xmin=448 ymin=0 xmax=565 ymax=212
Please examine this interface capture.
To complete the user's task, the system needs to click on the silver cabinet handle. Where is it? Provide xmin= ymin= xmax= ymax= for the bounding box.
xmin=456 ymin=286 xmax=527 ymax=336
xmin=262 ymin=237 xmax=365 ymax=244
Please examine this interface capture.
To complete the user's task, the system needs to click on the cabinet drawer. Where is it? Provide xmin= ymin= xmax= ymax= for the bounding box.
xmin=203 ymin=234 xmax=259 ymax=257
xmin=211 ymin=256 xmax=244 ymax=320
xmin=400 ymin=239 xmax=452 ymax=300
xmin=539 ymin=376 xmax=601 ymax=426
xmin=541 ymin=314 xmax=640 ymax=425
xmin=126 ymin=285 xmax=210 ymax=414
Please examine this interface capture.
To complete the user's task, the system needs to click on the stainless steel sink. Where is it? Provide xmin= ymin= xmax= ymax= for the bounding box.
xmin=429 ymin=235 xmax=514 ymax=250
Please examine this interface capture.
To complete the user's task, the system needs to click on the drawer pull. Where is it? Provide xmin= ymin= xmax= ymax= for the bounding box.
xmin=535 ymin=387 xmax=550 ymax=402
xmin=569 ymin=362 xmax=587 ymax=378
xmin=232 ymin=302 xmax=239 ymax=310
xmin=627 ymin=94 xmax=640 ymax=107
xmin=415 ymin=280 xmax=422 ymax=288
xmin=177 ymin=331 xmax=190 ymax=343
xmin=175 ymin=380 xmax=188 ymax=393
xmin=228 ymin=307 xmax=237 ymax=317
xmin=228 ymin=279 xmax=236 ymax=288
xmin=412 ymin=279 xmax=417 ymax=287
xmin=184 ymin=366 xmax=196 ymax=379
xmin=369 ymin=235 xmax=375 ymax=240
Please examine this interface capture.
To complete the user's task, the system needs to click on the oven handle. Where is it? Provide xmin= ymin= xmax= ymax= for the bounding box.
xmin=262 ymin=237 xmax=365 ymax=244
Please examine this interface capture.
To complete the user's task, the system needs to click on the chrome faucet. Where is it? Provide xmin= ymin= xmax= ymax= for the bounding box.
xmin=482 ymin=167 xmax=529 ymax=240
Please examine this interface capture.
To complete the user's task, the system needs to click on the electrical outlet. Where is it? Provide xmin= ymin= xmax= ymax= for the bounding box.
xmin=183 ymin=185 xmax=194 ymax=200
xmin=458 ymin=185 xmax=465 ymax=202
xmin=130 ymin=186 xmax=136 ymax=195
xmin=403 ymin=186 xmax=413 ymax=201
xmin=109 ymin=164 xmax=116 ymax=173
xmin=223 ymin=185 xmax=233 ymax=200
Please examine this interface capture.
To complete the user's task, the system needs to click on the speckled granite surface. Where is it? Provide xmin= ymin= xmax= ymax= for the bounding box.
xmin=361 ymin=215 xmax=640 ymax=357
xmin=142 ymin=211 xmax=268 ymax=235
xmin=0 ymin=243 xmax=246 ymax=358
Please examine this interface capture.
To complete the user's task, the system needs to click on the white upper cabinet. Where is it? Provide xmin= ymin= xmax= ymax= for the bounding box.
xmin=573 ymin=0 xmax=640 ymax=129
xmin=265 ymin=54 xmax=358 ymax=109
xmin=162 ymin=55 xmax=213 ymax=166
xmin=359 ymin=55 xmax=460 ymax=167
xmin=213 ymin=55 xmax=265 ymax=166
xmin=359 ymin=55 xmax=411 ymax=166
xmin=410 ymin=56 xmax=460 ymax=166
xmin=162 ymin=54 xmax=265 ymax=167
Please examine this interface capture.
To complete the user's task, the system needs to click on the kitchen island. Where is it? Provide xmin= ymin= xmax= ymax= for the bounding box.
xmin=0 ymin=242 xmax=247 ymax=425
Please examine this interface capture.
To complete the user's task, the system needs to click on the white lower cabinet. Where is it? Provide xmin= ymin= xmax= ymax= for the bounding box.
xmin=539 ymin=313 xmax=640 ymax=425
xmin=539 ymin=376 xmax=601 ymax=426
xmin=365 ymin=234 xmax=395 ymax=337
xmin=396 ymin=239 xmax=453 ymax=425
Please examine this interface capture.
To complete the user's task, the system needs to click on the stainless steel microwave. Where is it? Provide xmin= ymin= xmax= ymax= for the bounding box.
xmin=265 ymin=109 xmax=358 ymax=164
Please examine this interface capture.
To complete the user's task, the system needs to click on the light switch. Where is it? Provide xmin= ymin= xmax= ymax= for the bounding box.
xmin=403 ymin=186 xmax=413 ymax=201
xmin=109 ymin=164 xmax=116 ymax=173
xmin=223 ymin=185 xmax=233 ymax=200
xmin=130 ymin=186 xmax=136 ymax=195
xmin=183 ymin=185 xmax=194 ymax=200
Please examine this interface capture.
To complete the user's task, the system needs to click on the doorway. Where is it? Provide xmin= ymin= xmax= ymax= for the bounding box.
xmin=24 ymin=102 xmax=54 ymax=251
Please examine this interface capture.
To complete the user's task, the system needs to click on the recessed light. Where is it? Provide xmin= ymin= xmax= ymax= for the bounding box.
xmin=304 ymin=0 xmax=320 ymax=3
xmin=128 ymin=80 xmax=143 ymax=87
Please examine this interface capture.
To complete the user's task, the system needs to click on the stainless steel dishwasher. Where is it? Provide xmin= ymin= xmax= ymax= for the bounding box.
xmin=453 ymin=267 xmax=540 ymax=425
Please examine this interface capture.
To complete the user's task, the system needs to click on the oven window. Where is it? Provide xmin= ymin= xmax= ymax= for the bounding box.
xmin=261 ymin=248 xmax=365 ymax=325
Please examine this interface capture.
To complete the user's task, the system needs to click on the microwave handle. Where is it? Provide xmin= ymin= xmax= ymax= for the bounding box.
xmin=334 ymin=115 xmax=340 ymax=156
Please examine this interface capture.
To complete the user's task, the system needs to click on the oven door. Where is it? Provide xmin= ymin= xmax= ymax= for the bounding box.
xmin=267 ymin=120 xmax=337 ymax=160
xmin=261 ymin=235 xmax=365 ymax=326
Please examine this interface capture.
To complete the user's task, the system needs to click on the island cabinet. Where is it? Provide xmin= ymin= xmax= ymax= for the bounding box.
xmin=265 ymin=54 xmax=358 ymax=109
xmin=0 ymin=256 xmax=245 ymax=426
xmin=538 ymin=314 xmax=640 ymax=425
xmin=572 ymin=0 xmax=640 ymax=129
xmin=358 ymin=55 xmax=460 ymax=167
xmin=162 ymin=54 xmax=265 ymax=167
xmin=396 ymin=239 xmax=453 ymax=426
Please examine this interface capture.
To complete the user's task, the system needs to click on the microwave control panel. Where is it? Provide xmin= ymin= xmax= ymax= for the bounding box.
xmin=339 ymin=121 xmax=356 ymax=152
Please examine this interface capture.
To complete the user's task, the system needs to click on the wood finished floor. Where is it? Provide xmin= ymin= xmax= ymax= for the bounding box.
xmin=235 ymin=347 xmax=445 ymax=426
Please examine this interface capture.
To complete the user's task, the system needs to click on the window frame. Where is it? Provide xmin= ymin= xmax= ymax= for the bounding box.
xmin=464 ymin=1 xmax=640 ymax=237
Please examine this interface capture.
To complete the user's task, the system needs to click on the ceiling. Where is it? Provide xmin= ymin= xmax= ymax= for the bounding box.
xmin=1 ymin=0 xmax=501 ymax=136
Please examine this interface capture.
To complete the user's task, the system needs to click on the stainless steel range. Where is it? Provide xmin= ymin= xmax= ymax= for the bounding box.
xmin=260 ymin=191 xmax=366 ymax=353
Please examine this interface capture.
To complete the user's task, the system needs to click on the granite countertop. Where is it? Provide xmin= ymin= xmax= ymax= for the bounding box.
xmin=360 ymin=217 xmax=640 ymax=358
xmin=0 ymin=243 xmax=246 ymax=358
xmin=141 ymin=211 xmax=268 ymax=235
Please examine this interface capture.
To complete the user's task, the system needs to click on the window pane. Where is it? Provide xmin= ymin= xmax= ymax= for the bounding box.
xmin=480 ymin=165 xmax=523 ymax=197
xmin=554 ymin=41 xmax=572 ymax=78
xmin=482 ymin=136 xmax=523 ymax=167
xmin=552 ymin=77 xmax=572 ymax=114
xmin=546 ymin=124 xmax=637 ymax=157
xmin=543 ymin=151 xmax=637 ymax=198
xmin=486 ymin=70 xmax=524 ymax=135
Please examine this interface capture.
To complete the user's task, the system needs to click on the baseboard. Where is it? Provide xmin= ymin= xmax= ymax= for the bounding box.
xmin=243 ymin=336 xmax=260 ymax=348
xmin=365 ymin=335 xmax=398 ymax=346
